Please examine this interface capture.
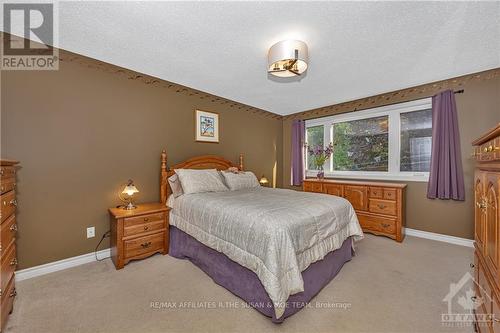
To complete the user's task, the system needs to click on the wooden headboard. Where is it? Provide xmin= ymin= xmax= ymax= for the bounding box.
xmin=160 ymin=150 xmax=244 ymax=204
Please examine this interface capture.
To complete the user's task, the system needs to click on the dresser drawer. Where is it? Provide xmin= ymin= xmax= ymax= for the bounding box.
xmin=0 ymin=166 xmax=16 ymax=181
xmin=358 ymin=214 xmax=396 ymax=234
xmin=478 ymin=260 xmax=492 ymax=314
xmin=1 ymin=275 xmax=15 ymax=328
xmin=303 ymin=182 xmax=323 ymax=193
xmin=0 ymin=215 xmax=17 ymax=257
xmin=0 ymin=244 xmax=16 ymax=295
xmin=369 ymin=187 xmax=383 ymax=199
xmin=0 ymin=179 xmax=15 ymax=195
xmin=0 ymin=191 xmax=16 ymax=223
xmin=124 ymin=219 xmax=165 ymax=237
xmin=369 ymin=199 xmax=397 ymax=216
xmin=124 ymin=232 xmax=164 ymax=259
xmin=124 ymin=212 xmax=164 ymax=228
xmin=383 ymin=188 xmax=397 ymax=201
xmin=492 ymin=294 xmax=500 ymax=332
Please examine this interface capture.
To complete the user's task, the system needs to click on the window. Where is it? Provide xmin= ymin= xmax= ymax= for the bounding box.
xmin=400 ymin=109 xmax=432 ymax=172
xmin=332 ymin=116 xmax=389 ymax=171
xmin=306 ymin=125 xmax=324 ymax=170
xmin=305 ymin=98 xmax=432 ymax=181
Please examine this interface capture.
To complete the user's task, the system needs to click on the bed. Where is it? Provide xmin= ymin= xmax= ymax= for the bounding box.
xmin=159 ymin=150 xmax=363 ymax=322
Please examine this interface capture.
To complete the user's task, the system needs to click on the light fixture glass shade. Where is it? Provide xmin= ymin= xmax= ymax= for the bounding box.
xmin=268 ymin=40 xmax=308 ymax=77
xmin=122 ymin=184 xmax=139 ymax=196
xmin=259 ymin=176 xmax=269 ymax=185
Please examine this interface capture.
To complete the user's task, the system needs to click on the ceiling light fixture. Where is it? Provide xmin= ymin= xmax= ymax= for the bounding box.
xmin=268 ymin=40 xmax=308 ymax=77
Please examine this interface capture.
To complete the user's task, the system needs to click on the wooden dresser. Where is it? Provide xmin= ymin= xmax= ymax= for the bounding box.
xmin=109 ymin=203 xmax=169 ymax=269
xmin=472 ymin=123 xmax=500 ymax=332
xmin=303 ymin=179 xmax=406 ymax=242
xmin=0 ymin=160 xmax=19 ymax=331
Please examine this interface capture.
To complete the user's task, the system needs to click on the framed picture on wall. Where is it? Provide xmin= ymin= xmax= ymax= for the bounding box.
xmin=195 ymin=109 xmax=219 ymax=143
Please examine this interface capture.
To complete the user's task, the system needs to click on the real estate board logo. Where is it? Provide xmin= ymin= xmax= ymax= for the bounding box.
xmin=441 ymin=271 xmax=493 ymax=328
xmin=1 ymin=2 xmax=59 ymax=70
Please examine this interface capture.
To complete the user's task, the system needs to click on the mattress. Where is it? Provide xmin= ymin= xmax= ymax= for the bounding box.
xmin=168 ymin=186 xmax=363 ymax=318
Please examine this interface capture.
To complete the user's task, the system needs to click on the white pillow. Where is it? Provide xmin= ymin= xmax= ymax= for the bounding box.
xmin=221 ymin=171 xmax=260 ymax=191
xmin=168 ymin=174 xmax=184 ymax=198
xmin=174 ymin=169 xmax=228 ymax=194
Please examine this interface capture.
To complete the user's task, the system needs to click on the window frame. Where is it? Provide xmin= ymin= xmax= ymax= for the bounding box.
xmin=305 ymin=98 xmax=432 ymax=182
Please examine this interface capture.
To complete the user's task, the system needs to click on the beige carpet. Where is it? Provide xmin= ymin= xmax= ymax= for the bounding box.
xmin=5 ymin=234 xmax=474 ymax=333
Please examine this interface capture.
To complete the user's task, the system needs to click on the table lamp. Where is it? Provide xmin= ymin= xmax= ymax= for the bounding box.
xmin=259 ymin=175 xmax=269 ymax=187
xmin=120 ymin=179 xmax=139 ymax=210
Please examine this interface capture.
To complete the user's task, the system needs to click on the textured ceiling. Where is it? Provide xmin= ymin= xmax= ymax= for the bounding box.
xmin=7 ymin=2 xmax=500 ymax=115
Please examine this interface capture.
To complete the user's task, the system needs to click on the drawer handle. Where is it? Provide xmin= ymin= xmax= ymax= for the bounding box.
xmin=377 ymin=204 xmax=386 ymax=209
xmin=10 ymin=224 xmax=17 ymax=232
xmin=470 ymin=263 xmax=475 ymax=269
xmin=144 ymin=226 xmax=149 ymax=231
xmin=494 ymin=318 xmax=500 ymax=323
xmin=381 ymin=223 xmax=390 ymax=228
xmin=0 ymin=169 xmax=3 ymax=175
xmin=8 ymin=199 xmax=17 ymax=207
xmin=10 ymin=258 xmax=17 ymax=266
xmin=144 ymin=217 xmax=149 ymax=222
xmin=9 ymin=289 xmax=16 ymax=298
xmin=471 ymin=296 xmax=477 ymax=301
xmin=141 ymin=241 xmax=152 ymax=248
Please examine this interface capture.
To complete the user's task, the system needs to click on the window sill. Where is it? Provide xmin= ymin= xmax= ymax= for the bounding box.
xmin=305 ymin=171 xmax=429 ymax=183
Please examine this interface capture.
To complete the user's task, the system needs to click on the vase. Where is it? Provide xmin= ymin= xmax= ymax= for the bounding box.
xmin=316 ymin=166 xmax=324 ymax=180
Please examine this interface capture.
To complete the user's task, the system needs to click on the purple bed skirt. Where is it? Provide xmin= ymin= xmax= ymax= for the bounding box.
xmin=169 ymin=226 xmax=353 ymax=323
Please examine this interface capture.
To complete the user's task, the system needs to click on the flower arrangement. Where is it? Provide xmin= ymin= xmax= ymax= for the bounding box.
xmin=307 ymin=143 xmax=334 ymax=179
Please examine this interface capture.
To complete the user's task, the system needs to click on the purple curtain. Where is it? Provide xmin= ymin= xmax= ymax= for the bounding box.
xmin=427 ymin=90 xmax=465 ymax=201
xmin=291 ymin=120 xmax=305 ymax=186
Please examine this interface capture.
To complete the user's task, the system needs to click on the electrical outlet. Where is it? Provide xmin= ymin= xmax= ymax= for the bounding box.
xmin=87 ymin=226 xmax=95 ymax=239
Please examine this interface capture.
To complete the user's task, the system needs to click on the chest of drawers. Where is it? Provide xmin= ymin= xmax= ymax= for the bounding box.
xmin=0 ymin=159 xmax=19 ymax=332
xmin=303 ymin=179 xmax=406 ymax=242
xmin=109 ymin=203 xmax=169 ymax=269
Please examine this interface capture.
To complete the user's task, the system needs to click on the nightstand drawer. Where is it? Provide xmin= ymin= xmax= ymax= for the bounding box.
xmin=124 ymin=219 xmax=164 ymax=237
xmin=124 ymin=232 xmax=164 ymax=259
xmin=124 ymin=212 xmax=164 ymax=227
xmin=368 ymin=199 xmax=397 ymax=216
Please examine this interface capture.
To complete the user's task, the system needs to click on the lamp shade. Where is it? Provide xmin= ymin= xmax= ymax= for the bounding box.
xmin=259 ymin=176 xmax=269 ymax=185
xmin=268 ymin=40 xmax=308 ymax=77
xmin=122 ymin=181 xmax=139 ymax=196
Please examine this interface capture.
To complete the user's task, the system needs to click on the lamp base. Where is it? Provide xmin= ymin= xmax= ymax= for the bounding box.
xmin=123 ymin=202 xmax=136 ymax=210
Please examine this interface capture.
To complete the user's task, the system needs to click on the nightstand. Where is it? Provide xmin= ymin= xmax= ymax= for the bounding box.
xmin=109 ymin=203 xmax=170 ymax=269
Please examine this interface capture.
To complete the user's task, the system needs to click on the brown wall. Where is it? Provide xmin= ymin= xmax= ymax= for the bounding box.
xmin=1 ymin=52 xmax=282 ymax=269
xmin=282 ymin=71 xmax=500 ymax=239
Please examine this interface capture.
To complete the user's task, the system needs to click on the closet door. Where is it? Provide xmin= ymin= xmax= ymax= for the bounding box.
xmin=475 ymin=171 xmax=486 ymax=252
xmin=484 ymin=173 xmax=500 ymax=288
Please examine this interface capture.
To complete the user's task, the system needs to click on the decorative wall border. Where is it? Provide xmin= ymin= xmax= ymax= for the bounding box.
xmin=283 ymin=67 xmax=500 ymax=121
xmin=57 ymin=49 xmax=283 ymax=120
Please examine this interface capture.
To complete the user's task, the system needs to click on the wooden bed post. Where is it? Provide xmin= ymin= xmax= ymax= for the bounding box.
xmin=160 ymin=149 xmax=168 ymax=204
xmin=239 ymin=153 xmax=244 ymax=171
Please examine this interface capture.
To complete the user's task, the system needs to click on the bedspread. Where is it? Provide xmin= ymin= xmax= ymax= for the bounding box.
xmin=169 ymin=187 xmax=363 ymax=318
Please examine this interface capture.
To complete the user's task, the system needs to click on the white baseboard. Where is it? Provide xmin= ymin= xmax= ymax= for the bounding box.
xmin=13 ymin=228 xmax=472 ymax=282
xmin=405 ymin=228 xmax=474 ymax=248
xmin=15 ymin=248 xmax=111 ymax=282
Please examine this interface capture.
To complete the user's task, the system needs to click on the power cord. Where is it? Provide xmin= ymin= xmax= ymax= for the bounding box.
xmin=95 ymin=230 xmax=111 ymax=262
